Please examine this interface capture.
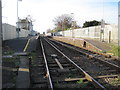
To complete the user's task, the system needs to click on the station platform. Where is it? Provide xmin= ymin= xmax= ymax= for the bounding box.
xmin=2 ymin=36 xmax=38 ymax=52
xmin=52 ymin=36 xmax=112 ymax=52
xmin=2 ymin=36 xmax=39 ymax=88
xmin=83 ymin=38 xmax=112 ymax=52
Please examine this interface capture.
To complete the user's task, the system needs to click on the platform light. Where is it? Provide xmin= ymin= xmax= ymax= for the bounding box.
xmin=16 ymin=0 xmax=22 ymax=38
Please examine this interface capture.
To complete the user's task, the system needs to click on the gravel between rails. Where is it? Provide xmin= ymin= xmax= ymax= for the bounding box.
xmin=46 ymin=37 xmax=120 ymax=89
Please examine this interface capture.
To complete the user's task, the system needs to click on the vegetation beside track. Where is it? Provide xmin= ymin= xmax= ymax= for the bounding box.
xmin=106 ymin=45 xmax=120 ymax=57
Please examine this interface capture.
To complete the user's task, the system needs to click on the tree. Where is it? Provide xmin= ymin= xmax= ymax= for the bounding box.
xmin=46 ymin=28 xmax=52 ymax=33
xmin=83 ymin=20 xmax=101 ymax=28
xmin=53 ymin=14 xmax=73 ymax=31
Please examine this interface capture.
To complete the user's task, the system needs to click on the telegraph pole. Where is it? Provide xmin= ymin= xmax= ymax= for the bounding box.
xmin=71 ymin=13 xmax=74 ymax=38
xmin=0 ymin=0 xmax=2 ymax=42
xmin=16 ymin=0 xmax=19 ymax=38
xmin=100 ymin=19 xmax=105 ymax=42
xmin=62 ymin=21 xmax=64 ymax=37
xmin=72 ymin=21 xmax=74 ymax=38
xmin=0 ymin=0 xmax=2 ymax=89
xmin=16 ymin=0 xmax=22 ymax=38
xmin=118 ymin=1 xmax=120 ymax=57
xmin=118 ymin=1 xmax=120 ymax=46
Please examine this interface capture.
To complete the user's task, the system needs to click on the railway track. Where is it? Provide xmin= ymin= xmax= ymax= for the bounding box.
xmin=30 ymin=36 xmax=120 ymax=89
xmin=48 ymin=37 xmax=120 ymax=69
xmin=46 ymin=37 xmax=120 ymax=89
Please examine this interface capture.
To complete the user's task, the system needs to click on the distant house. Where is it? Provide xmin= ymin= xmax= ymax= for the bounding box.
xmin=30 ymin=30 xmax=38 ymax=36
xmin=17 ymin=17 xmax=38 ymax=36
xmin=17 ymin=18 xmax=33 ymax=31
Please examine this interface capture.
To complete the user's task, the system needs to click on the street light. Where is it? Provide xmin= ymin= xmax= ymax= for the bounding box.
xmin=0 ymin=0 xmax=2 ymax=31
xmin=16 ymin=0 xmax=22 ymax=38
xmin=62 ymin=21 xmax=64 ymax=37
xmin=101 ymin=19 xmax=105 ymax=42
xmin=0 ymin=1 xmax=2 ymax=89
xmin=71 ymin=13 xmax=74 ymax=38
xmin=118 ymin=1 xmax=120 ymax=46
xmin=0 ymin=0 xmax=2 ymax=41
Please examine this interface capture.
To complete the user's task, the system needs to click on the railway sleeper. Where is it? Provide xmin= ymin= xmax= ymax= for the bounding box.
xmin=50 ymin=38 xmax=120 ymax=71
xmin=31 ymin=83 xmax=48 ymax=88
xmin=41 ymin=37 xmax=120 ymax=89
xmin=30 ymin=74 xmax=119 ymax=84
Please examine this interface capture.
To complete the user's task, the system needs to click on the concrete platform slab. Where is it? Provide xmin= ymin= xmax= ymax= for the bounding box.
xmin=16 ymin=56 xmax=30 ymax=88
xmin=13 ymin=52 xmax=28 ymax=56
xmin=84 ymin=39 xmax=111 ymax=52
xmin=53 ymin=37 xmax=112 ymax=52
xmin=2 ymin=55 xmax=13 ymax=58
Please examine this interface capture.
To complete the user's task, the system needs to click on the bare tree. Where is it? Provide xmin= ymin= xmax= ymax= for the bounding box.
xmin=53 ymin=14 xmax=73 ymax=31
xmin=46 ymin=28 xmax=52 ymax=33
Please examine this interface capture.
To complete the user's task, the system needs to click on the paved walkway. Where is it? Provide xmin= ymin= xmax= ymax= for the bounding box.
xmin=2 ymin=36 xmax=39 ymax=88
xmin=16 ymin=55 xmax=30 ymax=88
xmin=3 ymin=36 xmax=38 ymax=52
xmin=83 ymin=38 xmax=112 ymax=52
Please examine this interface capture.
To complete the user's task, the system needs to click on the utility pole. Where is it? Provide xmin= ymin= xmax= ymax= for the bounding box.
xmin=62 ymin=21 xmax=64 ymax=36
xmin=118 ymin=1 xmax=120 ymax=46
xmin=16 ymin=0 xmax=22 ymax=38
xmin=100 ymin=19 xmax=105 ymax=42
xmin=72 ymin=21 xmax=74 ymax=38
xmin=16 ymin=0 xmax=19 ymax=38
xmin=118 ymin=1 xmax=120 ymax=57
xmin=100 ymin=0 xmax=105 ymax=42
xmin=71 ymin=13 xmax=74 ymax=38
xmin=0 ymin=0 xmax=2 ymax=89
xmin=0 ymin=0 xmax=2 ymax=42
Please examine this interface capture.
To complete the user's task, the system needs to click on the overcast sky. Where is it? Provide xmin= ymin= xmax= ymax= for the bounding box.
xmin=2 ymin=0 xmax=119 ymax=33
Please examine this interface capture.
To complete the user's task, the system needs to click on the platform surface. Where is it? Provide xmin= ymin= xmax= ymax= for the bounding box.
xmin=84 ymin=39 xmax=111 ymax=52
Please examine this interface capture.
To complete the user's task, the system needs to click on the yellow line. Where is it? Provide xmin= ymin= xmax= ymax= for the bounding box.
xmin=23 ymin=39 xmax=31 ymax=52
xmin=19 ymin=68 xmax=29 ymax=72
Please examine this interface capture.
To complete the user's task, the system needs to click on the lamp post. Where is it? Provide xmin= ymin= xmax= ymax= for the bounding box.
xmin=72 ymin=21 xmax=74 ymax=38
xmin=0 ymin=0 xmax=2 ymax=41
xmin=62 ymin=21 xmax=64 ymax=36
xmin=118 ymin=1 xmax=120 ymax=46
xmin=0 ymin=0 xmax=2 ymax=89
xmin=100 ymin=0 xmax=105 ymax=42
xmin=100 ymin=19 xmax=105 ymax=42
xmin=16 ymin=0 xmax=22 ymax=38
xmin=71 ymin=13 xmax=74 ymax=38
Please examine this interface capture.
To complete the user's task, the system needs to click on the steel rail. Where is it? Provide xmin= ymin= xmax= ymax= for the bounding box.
xmin=40 ymin=37 xmax=54 ymax=90
xmin=48 ymin=38 xmax=120 ymax=71
xmin=43 ymin=37 xmax=106 ymax=89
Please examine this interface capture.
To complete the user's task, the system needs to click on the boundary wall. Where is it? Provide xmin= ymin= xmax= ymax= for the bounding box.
xmin=47 ymin=24 xmax=118 ymax=44
xmin=2 ymin=23 xmax=30 ymax=40
xmin=53 ymin=37 xmax=102 ymax=52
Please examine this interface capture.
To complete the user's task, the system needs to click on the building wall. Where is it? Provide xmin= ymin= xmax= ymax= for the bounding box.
xmin=19 ymin=29 xmax=30 ymax=37
xmin=48 ymin=24 xmax=118 ymax=44
xmin=2 ymin=23 xmax=30 ymax=40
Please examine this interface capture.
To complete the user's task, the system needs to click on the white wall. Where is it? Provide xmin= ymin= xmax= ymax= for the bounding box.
xmin=2 ymin=23 xmax=30 ymax=40
xmin=47 ymin=24 xmax=118 ymax=44
xmin=19 ymin=29 xmax=30 ymax=37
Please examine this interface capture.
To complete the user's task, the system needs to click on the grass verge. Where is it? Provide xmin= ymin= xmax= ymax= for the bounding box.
xmin=106 ymin=45 xmax=120 ymax=57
